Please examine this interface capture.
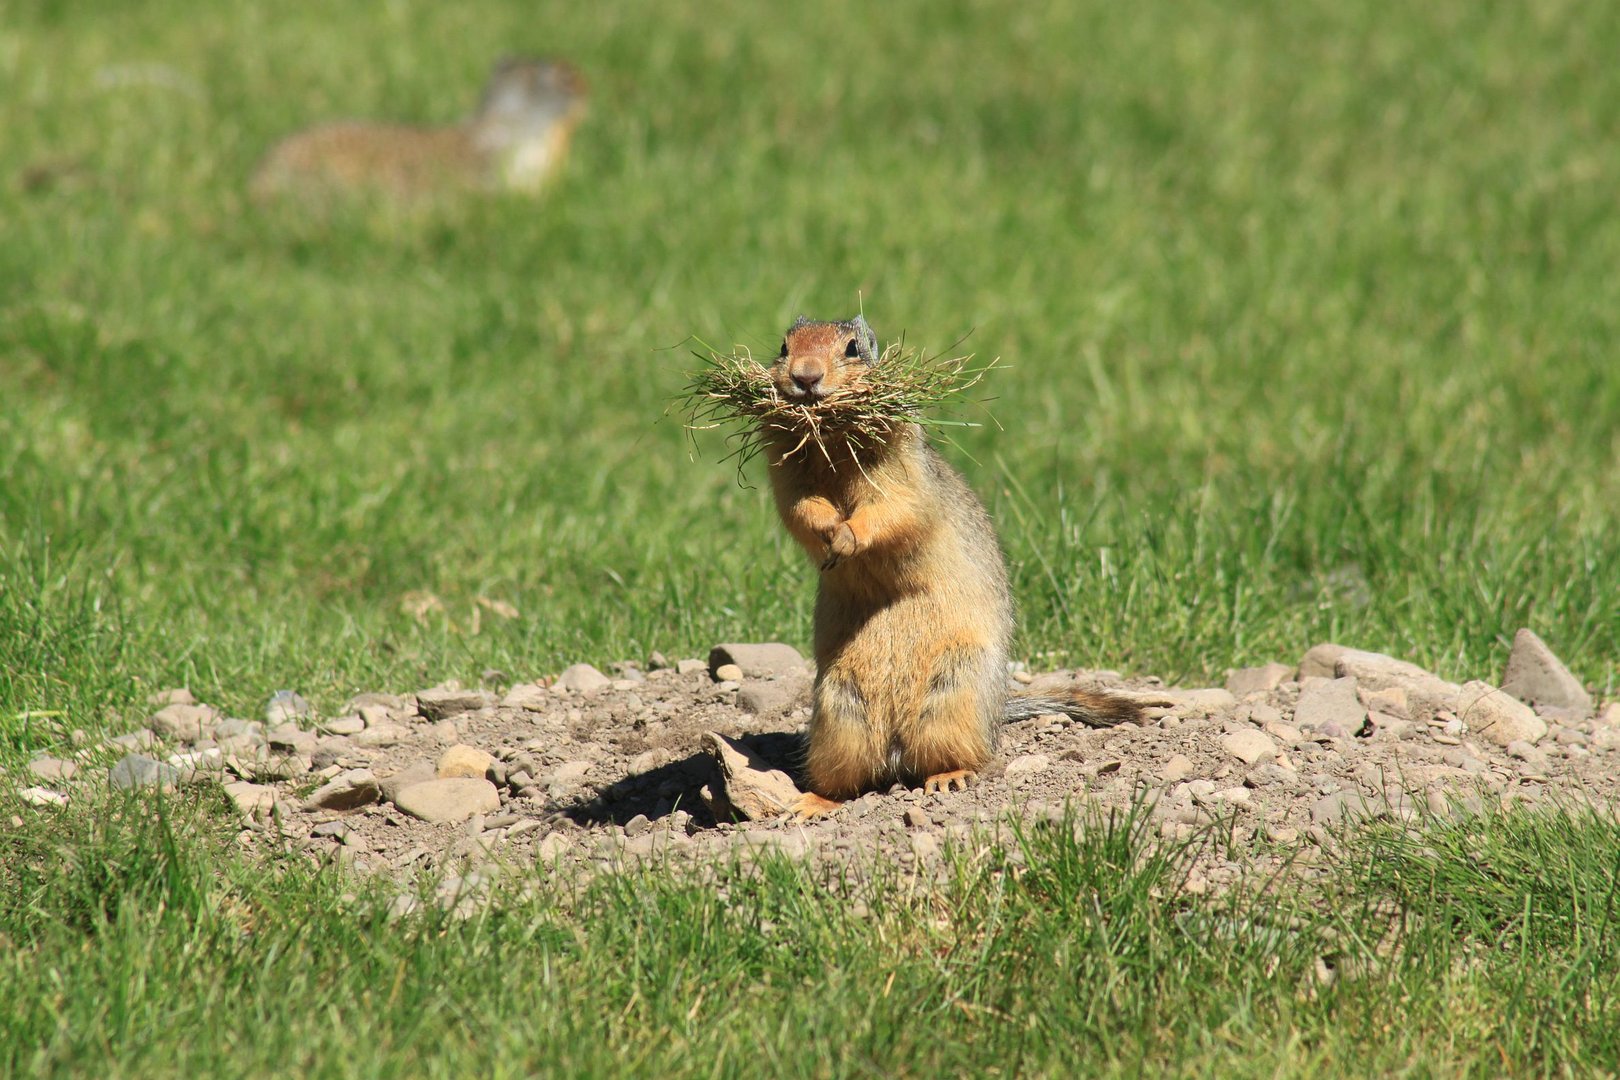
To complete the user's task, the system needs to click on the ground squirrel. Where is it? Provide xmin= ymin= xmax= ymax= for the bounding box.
xmin=763 ymin=316 xmax=1143 ymax=816
xmin=251 ymin=57 xmax=587 ymax=200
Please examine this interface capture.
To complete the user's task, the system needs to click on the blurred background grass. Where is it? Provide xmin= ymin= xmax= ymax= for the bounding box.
xmin=2 ymin=0 xmax=1617 ymax=745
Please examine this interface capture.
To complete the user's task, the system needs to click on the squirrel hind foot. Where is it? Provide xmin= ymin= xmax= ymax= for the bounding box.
xmin=922 ymin=769 xmax=976 ymax=794
xmin=789 ymin=792 xmax=845 ymax=820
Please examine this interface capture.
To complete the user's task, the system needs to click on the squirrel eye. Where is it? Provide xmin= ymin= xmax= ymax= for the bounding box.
xmin=778 ymin=340 xmax=788 ymax=358
xmin=844 ymin=339 xmax=862 ymax=358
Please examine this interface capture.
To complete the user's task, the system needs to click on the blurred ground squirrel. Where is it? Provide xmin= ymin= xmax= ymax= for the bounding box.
xmin=252 ymin=57 xmax=587 ymax=200
xmin=764 ymin=316 xmax=1143 ymax=816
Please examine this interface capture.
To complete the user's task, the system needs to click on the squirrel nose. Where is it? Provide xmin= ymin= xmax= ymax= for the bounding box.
xmin=792 ymin=368 xmax=823 ymax=393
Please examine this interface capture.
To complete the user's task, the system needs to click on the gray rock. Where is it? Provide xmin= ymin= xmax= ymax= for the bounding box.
xmin=107 ymin=730 xmax=157 ymax=752
xmin=735 ymin=677 xmax=810 ymax=716
xmin=303 ymin=768 xmax=379 ymax=811
xmin=553 ymin=664 xmax=611 ymax=694
xmin=1293 ymin=677 xmax=1366 ymax=733
xmin=1330 ymin=648 xmax=1461 ymax=717
xmin=223 ymin=781 xmax=278 ymax=818
xmin=147 ymin=687 xmax=197 ymax=708
xmin=548 ymin=760 xmax=593 ymax=788
xmin=354 ymin=722 xmax=407 ymax=748
xmin=1501 ymin=628 xmax=1592 ymax=718
xmin=1298 ymin=644 xmax=1349 ymax=679
xmin=110 ymin=754 xmax=179 ymax=791
xmin=319 ymin=715 xmax=366 ymax=736
xmin=265 ymin=690 xmax=313 ymax=726
xmin=267 ymin=724 xmax=319 ymax=755
xmin=499 ymin=682 xmax=552 ymax=711
xmin=1457 ymin=681 xmax=1548 ymax=747
xmin=675 ymin=659 xmax=708 ymax=676
xmin=27 ymin=756 xmax=77 ymax=783
xmin=252 ymin=753 xmax=311 ymax=781
xmin=379 ymin=761 xmax=438 ymax=804
xmin=148 ymin=703 xmax=221 ymax=743
xmin=1225 ymin=663 xmax=1294 ymax=698
xmin=415 ymin=686 xmax=498 ymax=720
xmin=393 ymin=778 xmax=502 ymax=823
xmin=213 ymin=719 xmax=266 ymax=755
xmin=705 ymin=732 xmax=802 ymax=821
xmin=707 ymin=643 xmax=809 ymax=679
xmin=624 ymin=813 xmax=652 ymax=837
xmin=1004 ymin=753 xmax=1052 ymax=778
xmin=1221 ymin=730 xmax=1277 ymax=765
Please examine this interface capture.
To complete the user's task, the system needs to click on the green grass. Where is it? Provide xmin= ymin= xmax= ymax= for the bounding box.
xmin=2 ymin=793 xmax=1617 ymax=1077
xmin=3 ymin=0 xmax=1618 ymax=1073
xmin=2 ymin=0 xmax=1616 ymax=738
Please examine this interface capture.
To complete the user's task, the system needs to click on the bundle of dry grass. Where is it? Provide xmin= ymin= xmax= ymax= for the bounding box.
xmin=679 ymin=339 xmax=1000 ymax=469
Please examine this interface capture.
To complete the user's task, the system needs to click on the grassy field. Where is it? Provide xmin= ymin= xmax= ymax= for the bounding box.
xmin=2 ymin=0 xmax=1619 ymax=1073
xmin=3 ymin=791 xmax=1618 ymax=1076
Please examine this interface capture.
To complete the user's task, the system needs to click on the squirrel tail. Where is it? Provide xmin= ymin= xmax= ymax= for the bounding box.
xmin=1003 ymin=689 xmax=1142 ymax=728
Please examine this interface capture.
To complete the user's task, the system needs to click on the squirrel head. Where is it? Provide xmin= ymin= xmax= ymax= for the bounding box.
xmin=475 ymin=57 xmax=589 ymax=136
xmin=772 ymin=315 xmax=878 ymax=402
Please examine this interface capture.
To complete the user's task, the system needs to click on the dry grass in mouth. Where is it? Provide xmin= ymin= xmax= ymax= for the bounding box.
xmin=678 ymin=339 xmax=1000 ymax=470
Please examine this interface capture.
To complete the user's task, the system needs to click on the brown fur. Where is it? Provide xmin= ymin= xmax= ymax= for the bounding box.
xmin=252 ymin=57 xmax=588 ymax=201
xmin=763 ymin=317 xmax=1142 ymax=813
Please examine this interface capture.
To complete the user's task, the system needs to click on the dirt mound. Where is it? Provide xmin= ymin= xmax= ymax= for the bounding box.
xmin=16 ymin=633 xmax=1618 ymax=907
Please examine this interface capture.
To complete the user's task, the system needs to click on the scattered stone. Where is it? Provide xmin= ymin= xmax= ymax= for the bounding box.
xmin=223 ymin=781 xmax=278 ymax=818
xmin=354 ymin=723 xmax=407 ymax=749
xmin=1456 ymin=681 xmax=1548 ymax=747
xmin=1360 ymin=687 xmax=1409 ymax=720
xmin=1159 ymin=754 xmax=1196 ymax=784
xmin=713 ymin=663 xmax=745 ymax=683
xmin=303 ymin=769 xmax=380 ymax=811
xmin=27 ymin=756 xmax=77 ymax=783
xmin=499 ymin=683 xmax=552 ymax=712
xmin=148 ymin=703 xmax=220 ymax=742
xmin=704 ymin=732 xmax=802 ymax=821
xmin=437 ymin=744 xmax=495 ymax=780
xmin=394 ymin=779 xmax=502 ymax=823
xmin=1293 ymin=677 xmax=1366 ymax=733
xmin=109 ymin=754 xmax=179 ymax=791
xmin=1004 ymin=753 xmax=1052 ymax=779
xmin=147 ymin=687 xmax=197 ymax=708
xmin=1261 ymin=721 xmax=1303 ymax=745
xmin=548 ymin=760 xmax=593 ymax=787
xmin=1329 ymin=648 xmax=1461 ymax=717
xmin=903 ymin=807 xmax=931 ymax=829
xmin=1500 ymin=628 xmax=1592 ymax=718
xmin=1221 ymin=730 xmax=1276 ymax=766
xmin=624 ymin=814 xmax=652 ymax=837
xmin=707 ymin=642 xmax=809 ymax=679
xmin=20 ymin=786 xmax=68 ymax=808
xmin=537 ymin=832 xmax=573 ymax=861
xmin=107 ymin=730 xmax=158 ymax=752
xmin=1298 ymin=644 xmax=1349 ymax=679
xmin=1225 ymin=663 xmax=1294 ymax=698
xmin=310 ymin=820 xmax=352 ymax=840
xmin=378 ymin=761 xmax=438 ymax=803
xmin=267 ymin=724 xmax=319 ymax=755
xmin=554 ymin=664 xmax=611 ymax=695
xmin=675 ymin=659 xmax=707 ymax=676
xmin=1310 ymin=790 xmax=1383 ymax=825
xmin=265 ymin=690 xmax=313 ymax=725
xmin=1598 ymin=702 xmax=1620 ymax=728
xmin=213 ymin=719 xmax=266 ymax=755
xmin=320 ymin=715 xmax=366 ymax=736
xmin=416 ymin=686 xmax=497 ymax=720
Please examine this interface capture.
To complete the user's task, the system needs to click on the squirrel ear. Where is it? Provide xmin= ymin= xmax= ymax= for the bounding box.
xmin=789 ymin=315 xmax=811 ymax=330
xmin=849 ymin=315 xmax=877 ymax=359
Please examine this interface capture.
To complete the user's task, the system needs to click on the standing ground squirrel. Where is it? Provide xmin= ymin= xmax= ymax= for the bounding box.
xmin=251 ymin=57 xmax=588 ymax=200
xmin=763 ymin=316 xmax=1143 ymax=817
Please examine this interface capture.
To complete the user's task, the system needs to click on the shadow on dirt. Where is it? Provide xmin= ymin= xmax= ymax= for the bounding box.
xmin=560 ymin=731 xmax=805 ymax=829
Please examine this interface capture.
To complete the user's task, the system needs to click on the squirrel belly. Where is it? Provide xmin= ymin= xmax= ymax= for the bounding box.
xmin=761 ymin=316 xmax=1143 ymax=805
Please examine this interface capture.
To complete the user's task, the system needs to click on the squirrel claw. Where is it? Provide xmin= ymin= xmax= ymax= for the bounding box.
xmin=788 ymin=792 xmax=844 ymax=819
xmin=923 ymin=769 xmax=976 ymax=794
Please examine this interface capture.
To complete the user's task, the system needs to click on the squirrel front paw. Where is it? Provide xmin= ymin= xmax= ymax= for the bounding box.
xmin=820 ymin=521 xmax=858 ymax=571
